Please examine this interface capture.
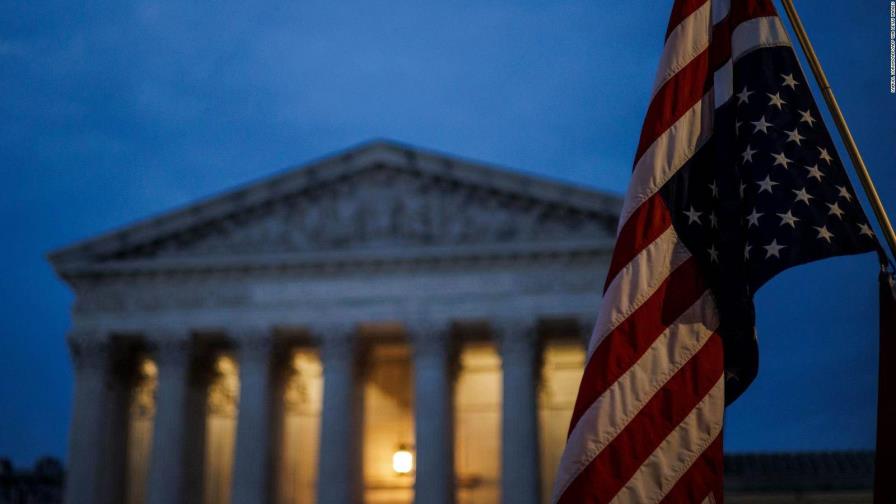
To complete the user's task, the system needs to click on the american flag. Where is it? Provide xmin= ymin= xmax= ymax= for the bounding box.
xmin=552 ymin=1 xmax=880 ymax=502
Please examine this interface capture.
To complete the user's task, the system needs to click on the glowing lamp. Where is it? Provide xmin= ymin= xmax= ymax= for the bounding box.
xmin=392 ymin=445 xmax=414 ymax=475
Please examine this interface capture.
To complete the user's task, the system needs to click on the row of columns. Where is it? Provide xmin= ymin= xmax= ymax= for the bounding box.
xmin=66 ymin=322 xmax=548 ymax=504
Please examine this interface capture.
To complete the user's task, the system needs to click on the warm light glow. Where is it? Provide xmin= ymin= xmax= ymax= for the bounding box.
xmin=392 ymin=446 xmax=414 ymax=475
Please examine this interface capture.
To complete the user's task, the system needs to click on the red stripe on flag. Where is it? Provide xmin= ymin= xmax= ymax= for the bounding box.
xmin=729 ymin=0 xmax=778 ymax=24
xmin=568 ymin=256 xmax=707 ymax=434
xmin=604 ymin=193 xmax=673 ymax=293
xmin=558 ymin=334 xmax=724 ymax=503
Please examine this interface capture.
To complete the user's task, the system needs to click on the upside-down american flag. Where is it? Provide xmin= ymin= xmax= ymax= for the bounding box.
xmin=551 ymin=1 xmax=883 ymax=502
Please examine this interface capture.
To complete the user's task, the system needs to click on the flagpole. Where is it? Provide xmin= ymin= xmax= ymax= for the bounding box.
xmin=780 ymin=0 xmax=896 ymax=264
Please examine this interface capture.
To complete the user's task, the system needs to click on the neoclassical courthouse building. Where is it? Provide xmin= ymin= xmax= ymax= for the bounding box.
xmin=50 ymin=142 xmax=617 ymax=504
xmin=49 ymin=142 xmax=873 ymax=504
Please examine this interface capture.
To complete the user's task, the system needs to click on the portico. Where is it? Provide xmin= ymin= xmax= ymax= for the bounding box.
xmin=50 ymin=141 xmax=621 ymax=504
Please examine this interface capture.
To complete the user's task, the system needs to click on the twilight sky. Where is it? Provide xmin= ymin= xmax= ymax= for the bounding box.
xmin=1 ymin=1 xmax=893 ymax=466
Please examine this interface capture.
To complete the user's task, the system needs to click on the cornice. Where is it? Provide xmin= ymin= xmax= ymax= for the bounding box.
xmin=56 ymin=238 xmax=614 ymax=280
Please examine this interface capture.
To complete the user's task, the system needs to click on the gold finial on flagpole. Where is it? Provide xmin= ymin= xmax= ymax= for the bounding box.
xmin=780 ymin=0 xmax=896 ymax=263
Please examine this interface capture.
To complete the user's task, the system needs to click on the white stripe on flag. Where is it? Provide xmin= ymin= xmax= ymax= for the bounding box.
xmin=713 ymin=59 xmax=733 ymax=108
xmin=732 ymin=16 xmax=791 ymax=62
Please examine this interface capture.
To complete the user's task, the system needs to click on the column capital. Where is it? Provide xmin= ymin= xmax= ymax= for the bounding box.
xmin=149 ymin=338 xmax=192 ymax=368
xmin=493 ymin=320 xmax=540 ymax=359
xmin=143 ymin=325 xmax=191 ymax=340
xmin=407 ymin=322 xmax=454 ymax=361
xmin=67 ymin=333 xmax=111 ymax=372
xmin=231 ymin=326 xmax=274 ymax=361
xmin=143 ymin=326 xmax=191 ymax=360
xmin=229 ymin=325 xmax=271 ymax=339
xmin=317 ymin=328 xmax=358 ymax=364
xmin=310 ymin=320 xmax=356 ymax=338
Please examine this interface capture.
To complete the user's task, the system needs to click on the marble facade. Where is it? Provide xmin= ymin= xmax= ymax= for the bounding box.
xmin=49 ymin=141 xmax=623 ymax=504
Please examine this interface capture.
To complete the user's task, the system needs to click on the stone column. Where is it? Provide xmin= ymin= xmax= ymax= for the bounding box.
xmin=411 ymin=325 xmax=455 ymax=504
xmin=65 ymin=335 xmax=111 ymax=504
xmin=146 ymin=336 xmax=192 ymax=504
xmin=316 ymin=328 xmax=361 ymax=504
xmin=231 ymin=331 xmax=274 ymax=504
xmin=497 ymin=321 xmax=541 ymax=504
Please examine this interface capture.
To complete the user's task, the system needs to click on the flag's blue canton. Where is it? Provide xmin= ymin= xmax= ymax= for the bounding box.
xmin=659 ymin=45 xmax=878 ymax=402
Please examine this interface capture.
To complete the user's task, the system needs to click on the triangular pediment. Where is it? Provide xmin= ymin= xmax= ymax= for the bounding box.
xmin=50 ymin=141 xmax=621 ymax=275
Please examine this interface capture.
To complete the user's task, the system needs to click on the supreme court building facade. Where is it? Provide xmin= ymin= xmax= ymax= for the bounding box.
xmin=49 ymin=142 xmax=623 ymax=504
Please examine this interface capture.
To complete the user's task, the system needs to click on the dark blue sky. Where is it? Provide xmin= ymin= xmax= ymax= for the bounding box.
xmin=1 ymin=1 xmax=893 ymax=465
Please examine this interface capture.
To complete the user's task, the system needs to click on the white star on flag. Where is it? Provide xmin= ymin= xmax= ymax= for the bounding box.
xmin=793 ymin=187 xmax=813 ymax=205
xmin=767 ymin=92 xmax=787 ymax=109
xmin=781 ymin=73 xmax=799 ymax=89
xmin=757 ymin=175 xmax=779 ymax=194
xmin=746 ymin=209 xmax=763 ymax=227
xmin=764 ymin=239 xmax=787 ymax=258
xmin=771 ymin=151 xmax=792 ymax=168
xmin=804 ymin=164 xmax=824 ymax=181
xmin=827 ymin=201 xmax=846 ymax=219
xmin=836 ymin=185 xmax=853 ymax=201
xmin=798 ymin=109 xmax=816 ymax=126
xmin=742 ymin=145 xmax=757 ymax=163
xmin=683 ymin=206 xmax=702 ymax=225
xmin=814 ymin=225 xmax=834 ymax=243
xmin=752 ymin=115 xmax=772 ymax=134
xmin=784 ymin=128 xmax=805 ymax=145
xmin=737 ymin=86 xmax=753 ymax=104
xmin=777 ymin=210 xmax=799 ymax=228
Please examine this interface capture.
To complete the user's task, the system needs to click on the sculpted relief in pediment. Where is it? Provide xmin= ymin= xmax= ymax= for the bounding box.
xmin=110 ymin=165 xmax=615 ymax=260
